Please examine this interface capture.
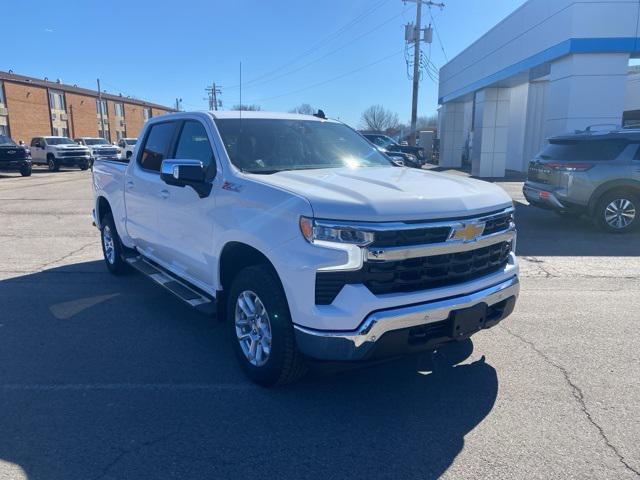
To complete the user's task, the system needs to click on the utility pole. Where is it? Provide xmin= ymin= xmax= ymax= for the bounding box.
xmin=97 ymin=78 xmax=105 ymax=140
xmin=205 ymin=82 xmax=222 ymax=110
xmin=405 ymin=0 xmax=444 ymax=146
xmin=175 ymin=98 xmax=182 ymax=111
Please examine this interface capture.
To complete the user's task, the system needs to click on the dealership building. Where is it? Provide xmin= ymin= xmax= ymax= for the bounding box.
xmin=437 ymin=0 xmax=640 ymax=177
xmin=0 ymin=70 xmax=173 ymax=143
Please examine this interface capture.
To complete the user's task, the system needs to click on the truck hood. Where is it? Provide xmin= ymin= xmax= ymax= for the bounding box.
xmin=250 ymin=166 xmax=513 ymax=221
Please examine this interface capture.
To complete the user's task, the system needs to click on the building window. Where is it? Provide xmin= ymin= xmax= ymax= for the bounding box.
xmin=0 ymin=124 xmax=8 ymax=136
xmin=49 ymin=90 xmax=65 ymax=111
xmin=0 ymin=81 xmax=4 ymax=104
xmin=143 ymin=107 xmax=152 ymax=121
xmin=114 ymin=102 xmax=124 ymax=117
xmin=96 ymin=99 xmax=108 ymax=116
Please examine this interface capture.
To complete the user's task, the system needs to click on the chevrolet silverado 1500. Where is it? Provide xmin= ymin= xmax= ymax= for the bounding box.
xmin=92 ymin=111 xmax=519 ymax=385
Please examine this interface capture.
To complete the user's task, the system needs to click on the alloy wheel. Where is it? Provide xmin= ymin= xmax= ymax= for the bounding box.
xmin=604 ymin=198 xmax=636 ymax=230
xmin=102 ymin=225 xmax=116 ymax=264
xmin=234 ymin=290 xmax=272 ymax=367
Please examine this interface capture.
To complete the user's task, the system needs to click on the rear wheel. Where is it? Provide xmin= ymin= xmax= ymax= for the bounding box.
xmin=47 ymin=155 xmax=59 ymax=172
xmin=227 ymin=265 xmax=307 ymax=386
xmin=100 ymin=212 xmax=131 ymax=275
xmin=80 ymin=162 xmax=89 ymax=171
xmin=20 ymin=165 xmax=32 ymax=177
xmin=594 ymin=191 xmax=638 ymax=233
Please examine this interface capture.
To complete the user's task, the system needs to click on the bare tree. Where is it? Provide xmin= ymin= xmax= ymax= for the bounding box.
xmin=416 ymin=114 xmax=438 ymax=132
xmin=289 ymin=103 xmax=315 ymax=115
xmin=231 ymin=104 xmax=262 ymax=111
xmin=360 ymin=105 xmax=400 ymax=132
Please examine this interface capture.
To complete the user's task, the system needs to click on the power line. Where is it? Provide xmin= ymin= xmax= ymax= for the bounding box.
xmin=428 ymin=6 xmax=448 ymax=61
xmin=225 ymin=0 xmax=390 ymax=89
xmin=245 ymin=48 xmax=404 ymax=104
xmin=225 ymin=5 xmax=411 ymax=92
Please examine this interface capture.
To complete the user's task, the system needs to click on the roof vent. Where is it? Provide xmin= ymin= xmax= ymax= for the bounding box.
xmin=56 ymin=78 xmax=61 ymax=83
xmin=8 ymin=69 xmax=13 ymax=74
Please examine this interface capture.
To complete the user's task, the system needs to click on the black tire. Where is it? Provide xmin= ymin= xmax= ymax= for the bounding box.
xmin=126 ymin=151 xmax=132 ymax=160
xmin=100 ymin=212 xmax=131 ymax=275
xmin=593 ymin=190 xmax=639 ymax=233
xmin=47 ymin=155 xmax=59 ymax=172
xmin=227 ymin=265 xmax=307 ymax=386
xmin=80 ymin=162 xmax=89 ymax=171
xmin=20 ymin=165 xmax=32 ymax=177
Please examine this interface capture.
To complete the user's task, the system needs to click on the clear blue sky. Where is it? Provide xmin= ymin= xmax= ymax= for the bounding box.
xmin=3 ymin=0 xmax=526 ymax=126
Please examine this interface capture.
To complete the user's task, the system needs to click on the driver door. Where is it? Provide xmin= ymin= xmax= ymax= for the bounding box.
xmin=152 ymin=119 xmax=217 ymax=290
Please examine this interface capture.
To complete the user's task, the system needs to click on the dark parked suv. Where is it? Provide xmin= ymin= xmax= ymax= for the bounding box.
xmin=0 ymin=135 xmax=32 ymax=176
xmin=523 ymin=128 xmax=640 ymax=233
xmin=362 ymin=133 xmax=425 ymax=164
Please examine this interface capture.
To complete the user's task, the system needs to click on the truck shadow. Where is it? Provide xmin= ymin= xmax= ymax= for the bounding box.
xmin=0 ymin=261 xmax=497 ymax=480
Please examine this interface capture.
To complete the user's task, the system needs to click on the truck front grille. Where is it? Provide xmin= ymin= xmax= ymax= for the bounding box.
xmin=370 ymin=226 xmax=451 ymax=247
xmin=315 ymin=241 xmax=512 ymax=305
xmin=60 ymin=150 xmax=88 ymax=157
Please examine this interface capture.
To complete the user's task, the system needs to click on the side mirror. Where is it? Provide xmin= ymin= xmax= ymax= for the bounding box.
xmin=160 ymin=159 xmax=211 ymax=198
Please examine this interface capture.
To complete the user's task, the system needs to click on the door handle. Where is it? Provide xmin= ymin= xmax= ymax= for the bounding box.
xmin=126 ymin=181 xmax=134 ymax=190
xmin=159 ymin=189 xmax=169 ymax=199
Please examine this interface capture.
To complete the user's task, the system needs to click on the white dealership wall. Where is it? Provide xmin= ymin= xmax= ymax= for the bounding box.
xmin=437 ymin=0 xmax=640 ymax=177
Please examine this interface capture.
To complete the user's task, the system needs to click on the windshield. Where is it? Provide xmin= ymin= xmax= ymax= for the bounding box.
xmin=0 ymin=135 xmax=16 ymax=146
xmin=216 ymin=119 xmax=392 ymax=173
xmin=83 ymin=138 xmax=109 ymax=145
xmin=125 ymin=138 xmax=137 ymax=145
xmin=46 ymin=137 xmax=76 ymax=145
xmin=366 ymin=134 xmax=397 ymax=148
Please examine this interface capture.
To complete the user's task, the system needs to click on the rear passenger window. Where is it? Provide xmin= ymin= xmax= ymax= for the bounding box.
xmin=139 ymin=122 xmax=177 ymax=172
xmin=174 ymin=121 xmax=214 ymax=169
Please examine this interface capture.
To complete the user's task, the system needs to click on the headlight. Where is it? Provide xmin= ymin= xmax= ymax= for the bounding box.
xmin=405 ymin=154 xmax=417 ymax=162
xmin=299 ymin=217 xmax=374 ymax=246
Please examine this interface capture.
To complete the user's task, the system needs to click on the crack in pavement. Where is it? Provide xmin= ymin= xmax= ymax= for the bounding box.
xmin=500 ymin=325 xmax=640 ymax=477
xmin=33 ymin=241 xmax=99 ymax=272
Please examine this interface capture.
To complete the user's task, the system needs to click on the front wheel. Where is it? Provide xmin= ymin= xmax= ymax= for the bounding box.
xmin=80 ymin=162 xmax=89 ymax=171
xmin=227 ymin=265 xmax=307 ymax=386
xmin=594 ymin=191 xmax=638 ymax=233
xmin=47 ymin=157 xmax=59 ymax=172
xmin=20 ymin=165 xmax=32 ymax=177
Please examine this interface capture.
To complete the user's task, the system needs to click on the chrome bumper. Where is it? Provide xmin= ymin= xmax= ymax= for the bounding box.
xmin=294 ymin=276 xmax=519 ymax=361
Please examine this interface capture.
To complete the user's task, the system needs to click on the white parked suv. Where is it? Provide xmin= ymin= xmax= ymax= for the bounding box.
xmin=91 ymin=111 xmax=519 ymax=385
xmin=75 ymin=137 xmax=121 ymax=163
xmin=30 ymin=136 xmax=91 ymax=171
xmin=116 ymin=137 xmax=137 ymax=160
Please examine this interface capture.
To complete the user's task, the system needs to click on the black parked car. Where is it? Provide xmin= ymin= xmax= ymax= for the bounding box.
xmin=363 ymin=133 xmax=425 ymax=163
xmin=0 ymin=135 xmax=32 ymax=176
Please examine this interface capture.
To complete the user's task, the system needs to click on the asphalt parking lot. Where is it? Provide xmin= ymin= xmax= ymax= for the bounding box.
xmin=0 ymin=167 xmax=639 ymax=480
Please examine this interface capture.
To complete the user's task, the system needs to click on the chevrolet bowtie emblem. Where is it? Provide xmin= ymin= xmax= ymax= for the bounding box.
xmin=450 ymin=222 xmax=486 ymax=242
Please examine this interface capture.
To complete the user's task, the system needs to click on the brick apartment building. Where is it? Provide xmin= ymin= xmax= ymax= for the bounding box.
xmin=0 ymin=70 xmax=173 ymax=143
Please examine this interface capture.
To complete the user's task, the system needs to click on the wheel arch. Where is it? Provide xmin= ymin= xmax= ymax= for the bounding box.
xmin=95 ymin=196 xmax=112 ymax=229
xmin=218 ymin=242 xmax=281 ymax=293
xmin=588 ymin=180 xmax=640 ymax=215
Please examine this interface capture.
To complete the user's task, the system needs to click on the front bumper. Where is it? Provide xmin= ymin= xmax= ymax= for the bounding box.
xmin=294 ymin=275 xmax=519 ymax=361
xmin=0 ymin=159 xmax=31 ymax=171
xmin=57 ymin=156 xmax=90 ymax=166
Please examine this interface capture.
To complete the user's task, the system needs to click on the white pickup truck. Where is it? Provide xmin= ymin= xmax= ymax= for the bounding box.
xmin=91 ymin=111 xmax=519 ymax=385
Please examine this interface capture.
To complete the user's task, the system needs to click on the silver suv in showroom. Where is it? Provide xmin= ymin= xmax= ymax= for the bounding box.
xmin=524 ymin=128 xmax=640 ymax=233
